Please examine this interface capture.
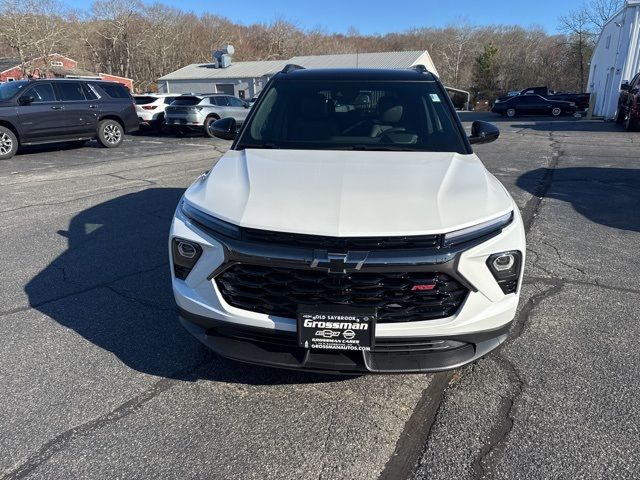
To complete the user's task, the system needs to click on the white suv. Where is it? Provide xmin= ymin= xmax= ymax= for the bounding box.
xmin=164 ymin=94 xmax=251 ymax=137
xmin=169 ymin=66 xmax=526 ymax=374
xmin=133 ymin=94 xmax=178 ymax=132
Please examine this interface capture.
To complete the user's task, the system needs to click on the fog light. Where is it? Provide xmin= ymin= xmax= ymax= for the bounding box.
xmin=177 ymin=241 xmax=197 ymax=259
xmin=492 ymin=253 xmax=515 ymax=271
xmin=487 ymin=251 xmax=522 ymax=294
xmin=172 ymin=238 xmax=202 ymax=280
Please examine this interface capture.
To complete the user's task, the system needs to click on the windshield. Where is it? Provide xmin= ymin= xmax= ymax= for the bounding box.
xmin=0 ymin=80 xmax=28 ymax=100
xmin=236 ymin=79 xmax=467 ymax=153
xmin=171 ymin=96 xmax=201 ymax=106
xmin=133 ymin=96 xmax=156 ymax=105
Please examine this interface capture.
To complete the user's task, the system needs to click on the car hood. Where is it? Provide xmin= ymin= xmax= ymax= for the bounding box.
xmin=184 ymin=149 xmax=514 ymax=237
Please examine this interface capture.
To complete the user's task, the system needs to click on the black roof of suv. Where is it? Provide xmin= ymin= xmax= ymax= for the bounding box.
xmin=275 ymin=67 xmax=439 ymax=82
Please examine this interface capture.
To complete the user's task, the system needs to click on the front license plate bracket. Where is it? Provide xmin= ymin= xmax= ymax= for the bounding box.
xmin=297 ymin=306 xmax=376 ymax=352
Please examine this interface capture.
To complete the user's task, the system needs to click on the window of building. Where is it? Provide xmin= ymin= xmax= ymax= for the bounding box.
xmin=6 ymin=77 xmax=15 ymax=82
xmin=51 ymin=61 xmax=64 ymax=67
xmin=606 ymin=35 xmax=611 ymax=49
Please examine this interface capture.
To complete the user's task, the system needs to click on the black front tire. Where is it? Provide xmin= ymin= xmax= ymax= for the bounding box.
xmin=625 ymin=112 xmax=639 ymax=132
xmin=203 ymin=116 xmax=219 ymax=138
xmin=0 ymin=126 xmax=18 ymax=160
xmin=615 ymin=104 xmax=626 ymax=124
xmin=154 ymin=114 xmax=168 ymax=134
xmin=96 ymin=119 xmax=124 ymax=148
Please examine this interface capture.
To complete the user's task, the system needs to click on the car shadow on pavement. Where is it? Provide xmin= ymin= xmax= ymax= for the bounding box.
xmin=517 ymin=167 xmax=640 ymax=232
xmin=24 ymin=188 xmax=345 ymax=385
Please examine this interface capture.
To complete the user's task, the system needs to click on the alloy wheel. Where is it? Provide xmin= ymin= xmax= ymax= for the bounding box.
xmin=0 ymin=132 xmax=13 ymax=155
xmin=104 ymin=123 xmax=122 ymax=144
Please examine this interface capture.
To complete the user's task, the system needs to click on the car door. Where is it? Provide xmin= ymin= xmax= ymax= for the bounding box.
xmin=54 ymin=81 xmax=99 ymax=137
xmin=630 ymin=73 xmax=640 ymax=109
xmin=225 ymin=96 xmax=250 ymax=124
xmin=510 ymin=96 xmax=531 ymax=115
xmin=211 ymin=95 xmax=232 ymax=118
xmin=16 ymin=82 xmax=66 ymax=141
xmin=529 ymin=95 xmax=551 ymax=115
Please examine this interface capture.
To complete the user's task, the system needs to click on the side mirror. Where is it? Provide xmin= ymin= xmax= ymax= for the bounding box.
xmin=210 ymin=117 xmax=237 ymax=140
xmin=469 ymin=120 xmax=500 ymax=145
xmin=18 ymin=96 xmax=35 ymax=106
xmin=621 ymin=82 xmax=631 ymax=91
xmin=243 ymin=102 xmax=249 ymax=108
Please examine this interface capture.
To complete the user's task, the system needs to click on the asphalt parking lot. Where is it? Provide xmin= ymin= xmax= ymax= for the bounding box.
xmin=1 ymin=115 xmax=639 ymax=479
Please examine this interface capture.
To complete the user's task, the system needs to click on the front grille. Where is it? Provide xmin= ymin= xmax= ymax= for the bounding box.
xmin=240 ymin=228 xmax=442 ymax=250
xmin=215 ymin=265 xmax=468 ymax=323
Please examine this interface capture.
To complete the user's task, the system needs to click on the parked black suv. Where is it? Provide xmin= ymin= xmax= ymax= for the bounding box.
xmin=0 ymin=79 xmax=139 ymax=159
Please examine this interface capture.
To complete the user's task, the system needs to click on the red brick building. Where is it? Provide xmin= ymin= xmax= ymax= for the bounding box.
xmin=0 ymin=54 xmax=133 ymax=90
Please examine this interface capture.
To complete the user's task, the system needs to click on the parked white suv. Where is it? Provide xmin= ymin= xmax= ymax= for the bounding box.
xmin=169 ymin=66 xmax=526 ymax=374
xmin=164 ymin=94 xmax=251 ymax=137
xmin=133 ymin=93 xmax=178 ymax=132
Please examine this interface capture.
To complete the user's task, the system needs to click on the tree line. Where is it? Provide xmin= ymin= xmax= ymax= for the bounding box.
xmin=0 ymin=0 xmax=623 ymax=98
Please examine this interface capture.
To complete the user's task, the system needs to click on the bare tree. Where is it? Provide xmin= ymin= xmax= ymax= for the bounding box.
xmin=582 ymin=0 xmax=625 ymax=32
xmin=559 ymin=8 xmax=594 ymax=92
xmin=0 ymin=0 xmax=70 ymax=73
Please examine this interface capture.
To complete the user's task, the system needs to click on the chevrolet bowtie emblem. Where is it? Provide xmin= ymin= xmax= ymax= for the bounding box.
xmin=311 ymin=250 xmax=369 ymax=274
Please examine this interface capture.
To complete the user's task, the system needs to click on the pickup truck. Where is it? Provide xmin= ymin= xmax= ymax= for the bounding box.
xmin=615 ymin=72 xmax=640 ymax=131
xmin=496 ymin=86 xmax=591 ymax=111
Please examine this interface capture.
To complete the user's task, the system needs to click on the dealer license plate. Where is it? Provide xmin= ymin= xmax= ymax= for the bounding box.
xmin=297 ymin=306 xmax=376 ymax=351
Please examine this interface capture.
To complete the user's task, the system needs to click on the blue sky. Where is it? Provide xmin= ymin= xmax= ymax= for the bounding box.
xmin=69 ymin=0 xmax=584 ymax=34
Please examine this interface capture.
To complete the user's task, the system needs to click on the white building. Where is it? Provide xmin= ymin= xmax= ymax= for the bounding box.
xmin=158 ymin=50 xmax=439 ymax=100
xmin=588 ymin=0 xmax=640 ymax=119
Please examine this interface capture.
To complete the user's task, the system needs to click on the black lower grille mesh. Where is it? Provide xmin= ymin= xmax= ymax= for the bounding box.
xmin=215 ymin=265 xmax=468 ymax=323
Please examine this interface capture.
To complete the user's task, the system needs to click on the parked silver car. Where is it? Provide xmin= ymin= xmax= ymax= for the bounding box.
xmin=164 ymin=94 xmax=250 ymax=137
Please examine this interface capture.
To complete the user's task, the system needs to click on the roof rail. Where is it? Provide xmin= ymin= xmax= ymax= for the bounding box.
xmin=281 ymin=64 xmax=305 ymax=73
xmin=411 ymin=64 xmax=429 ymax=74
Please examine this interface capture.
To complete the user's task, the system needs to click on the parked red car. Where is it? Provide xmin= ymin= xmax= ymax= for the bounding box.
xmin=615 ymin=72 xmax=640 ymax=132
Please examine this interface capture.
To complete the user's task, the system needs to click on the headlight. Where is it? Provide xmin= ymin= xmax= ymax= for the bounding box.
xmin=180 ymin=200 xmax=241 ymax=239
xmin=486 ymin=251 xmax=522 ymax=294
xmin=443 ymin=212 xmax=513 ymax=246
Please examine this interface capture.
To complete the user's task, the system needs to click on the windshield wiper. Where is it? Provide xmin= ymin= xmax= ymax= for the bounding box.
xmin=237 ymin=143 xmax=280 ymax=150
xmin=328 ymin=144 xmax=420 ymax=152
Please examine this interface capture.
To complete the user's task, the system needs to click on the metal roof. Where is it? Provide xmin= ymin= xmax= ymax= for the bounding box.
xmin=159 ymin=50 xmax=438 ymax=81
xmin=288 ymin=51 xmax=434 ymax=71
xmin=0 ymin=57 xmax=21 ymax=73
xmin=159 ymin=60 xmax=288 ymax=81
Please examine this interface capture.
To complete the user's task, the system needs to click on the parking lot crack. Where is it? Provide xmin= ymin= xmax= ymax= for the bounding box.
xmin=1 ymin=355 xmax=214 ymax=480
xmin=0 ymin=184 xmax=150 ymax=215
xmin=0 ymin=262 xmax=170 ymax=318
xmin=540 ymin=239 xmax=589 ymax=278
xmin=471 ymin=280 xmax=564 ymax=479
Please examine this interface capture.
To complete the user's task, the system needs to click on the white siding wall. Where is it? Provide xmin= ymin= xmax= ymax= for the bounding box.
xmin=157 ymin=78 xmax=269 ymax=98
xmin=588 ymin=2 xmax=640 ymax=119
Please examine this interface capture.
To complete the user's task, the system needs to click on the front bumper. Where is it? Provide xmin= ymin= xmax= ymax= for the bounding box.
xmin=170 ymin=204 xmax=526 ymax=373
xmin=179 ymin=308 xmax=511 ymax=374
